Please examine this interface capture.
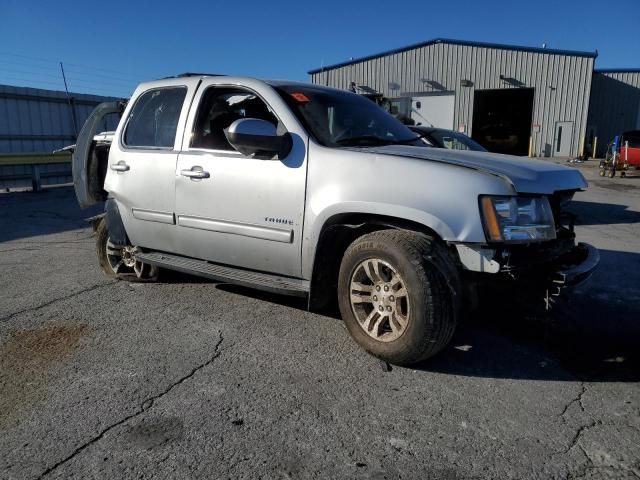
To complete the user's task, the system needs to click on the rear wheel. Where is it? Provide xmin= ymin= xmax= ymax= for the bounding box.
xmin=96 ymin=218 xmax=159 ymax=282
xmin=337 ymin=230 xmax=458 ymax=366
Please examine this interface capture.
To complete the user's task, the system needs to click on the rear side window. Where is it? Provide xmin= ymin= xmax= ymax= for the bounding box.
xmin=124 ymin=87 xmax=187 ymax=148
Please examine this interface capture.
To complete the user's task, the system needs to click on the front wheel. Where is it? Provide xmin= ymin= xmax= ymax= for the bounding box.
xmin=337 ymin=230 xmax=458 ymax=366
xmin=95 ymin=218 xmax=159 ymax=282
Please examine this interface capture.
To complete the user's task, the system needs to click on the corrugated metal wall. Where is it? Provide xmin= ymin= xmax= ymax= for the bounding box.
xmin=311 ymin=42 xmax=595 ymax=157
xmin=0 ymin=84 xmax=119 ymax=153
xmin=587 ymin=71 xmax=640 ymax=156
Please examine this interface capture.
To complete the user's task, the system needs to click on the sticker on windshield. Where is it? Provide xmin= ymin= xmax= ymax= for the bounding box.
xmin=290 ymin=92 xmax=311 ymax=103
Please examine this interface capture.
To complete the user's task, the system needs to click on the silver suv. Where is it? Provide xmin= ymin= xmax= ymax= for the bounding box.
xmin=73 ymin=74 xmax=599 ymax=365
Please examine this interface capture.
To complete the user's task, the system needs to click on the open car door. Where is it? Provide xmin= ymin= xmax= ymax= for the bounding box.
xmin=72 ymin=101 xmax=125 ymax=208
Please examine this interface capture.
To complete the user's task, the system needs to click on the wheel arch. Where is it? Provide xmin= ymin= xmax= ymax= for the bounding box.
xmin=307 ymin=212 xmax=456 ymax=311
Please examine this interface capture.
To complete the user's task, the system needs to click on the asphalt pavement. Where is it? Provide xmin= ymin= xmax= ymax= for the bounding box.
xmin=1 ymin=161 xmax=639 ymax=479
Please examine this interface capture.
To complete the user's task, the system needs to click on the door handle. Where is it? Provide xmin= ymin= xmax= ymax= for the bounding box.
xmin=180 ymin=167 xmax=210 ymax=179
xmin=110 ymin=161 xmax=130 ymax=172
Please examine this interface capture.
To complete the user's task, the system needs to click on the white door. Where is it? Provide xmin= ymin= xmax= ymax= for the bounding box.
xmin=410 ymin=95 xmax=454 ymax=129
xmin=554 ymin=121 xmax=574 ymax=157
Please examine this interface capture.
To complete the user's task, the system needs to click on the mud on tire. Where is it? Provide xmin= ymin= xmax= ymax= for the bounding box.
xmin=337 ymin=229 xmax=459 ymax=366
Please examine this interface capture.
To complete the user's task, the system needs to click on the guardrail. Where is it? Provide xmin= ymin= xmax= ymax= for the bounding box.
xmin=0 ymin=152 xmax=72 ymax=191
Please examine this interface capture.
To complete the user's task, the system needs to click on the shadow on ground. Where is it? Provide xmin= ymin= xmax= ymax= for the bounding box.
xmin=0 ymin=187 xmax=102 ymax=243
xmin=569 ymin=200 xmax=640 ymax=226
xmin=191 ymin=249 xmax=640 ymax=384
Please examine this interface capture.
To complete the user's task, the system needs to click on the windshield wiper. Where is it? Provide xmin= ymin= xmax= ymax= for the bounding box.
xmin=336 ymin=133 xmax=427 ymax=147
xmin=392 ymin=132 xmax=428 ymax=144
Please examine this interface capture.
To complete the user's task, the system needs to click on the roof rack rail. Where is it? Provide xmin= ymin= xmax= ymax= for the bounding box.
xmin=162 ymin=72 xmax=226 ymax=79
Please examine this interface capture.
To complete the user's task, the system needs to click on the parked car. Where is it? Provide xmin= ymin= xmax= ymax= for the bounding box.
xmin=409 ymin=126 xmax=487 ymax=151
xmin=72 ymin=74 xmax=599 ymax=366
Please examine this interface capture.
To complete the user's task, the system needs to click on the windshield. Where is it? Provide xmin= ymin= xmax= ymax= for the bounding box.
xmin=274 ymin=85 xmax=423 ymax=148
xmin=429 ymin=130 xmax=487 ymax=151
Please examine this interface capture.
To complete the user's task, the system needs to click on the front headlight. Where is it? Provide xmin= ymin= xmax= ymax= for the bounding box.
xmin=480 ymin=196 xmax=556 ymax=242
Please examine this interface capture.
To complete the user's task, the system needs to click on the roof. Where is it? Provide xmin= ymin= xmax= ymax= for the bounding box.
xmin=308 ymin=38 xmax=598 ymax=74
xmin=595 ymin=68 xmax=640 ymax=74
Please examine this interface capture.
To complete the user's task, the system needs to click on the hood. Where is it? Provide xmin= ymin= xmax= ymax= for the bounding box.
xmin=353 ymin=145 xmax=588 ymax=194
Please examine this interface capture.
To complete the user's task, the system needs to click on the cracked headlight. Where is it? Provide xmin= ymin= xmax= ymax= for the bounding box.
xmin=480 ymin=196 xmax=556 ymax=242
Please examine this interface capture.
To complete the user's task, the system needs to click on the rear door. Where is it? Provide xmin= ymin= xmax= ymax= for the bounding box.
xmin=105 ymin=79 xmax=200 ymax=253
xmin=72 ymin=101 xmax=123 ymax=208
xmin=173 ymin=78 xmax=308 ymax=277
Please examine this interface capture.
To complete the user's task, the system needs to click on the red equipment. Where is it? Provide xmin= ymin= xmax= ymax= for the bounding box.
xmin=620 ymin=130 xmax=640 ymax=167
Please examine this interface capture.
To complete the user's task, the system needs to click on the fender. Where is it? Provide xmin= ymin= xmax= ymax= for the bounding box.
xmin=302 ymin=201 xmax=458 ymax=279
xmin=105 ymin=198 xmax=129 ymax=246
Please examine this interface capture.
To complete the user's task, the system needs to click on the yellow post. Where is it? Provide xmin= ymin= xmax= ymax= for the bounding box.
xmin=579 ymin=135 xmax=585 ymax=158
xmin=528 ymin=136 xmax=533 ymax=157
xmin=592 ymin=137 xmax=598 ymax=159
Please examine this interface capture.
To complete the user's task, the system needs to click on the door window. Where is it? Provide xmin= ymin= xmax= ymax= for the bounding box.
xmin=191 ymin=87 xmax=279 ymax=151
xmin=557 ymin=126 xmax=563 ymax=152
xmin=123 ymin=87 xmax=187 ymax=148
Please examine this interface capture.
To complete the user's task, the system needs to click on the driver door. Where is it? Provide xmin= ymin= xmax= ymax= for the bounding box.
xmin=173 ymin=79 xmax=308 ymax=277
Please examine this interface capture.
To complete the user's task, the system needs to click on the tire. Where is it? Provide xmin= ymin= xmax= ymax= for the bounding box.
xmin=337 ymin=229 xmax=458 ymax=366
xmin=598 ymin=169 xmax=605 ymax=177
xmin=95 ymin=218 xmax=159 ymax=282
xmin=608 ymin=169 xmax=616 ymax=178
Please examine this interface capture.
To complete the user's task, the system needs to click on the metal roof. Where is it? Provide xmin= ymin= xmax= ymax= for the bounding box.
xmin=308 ymin=38 xmax=599 ymax=74
xmin=594 ymin=68 xmax=640 ymax=73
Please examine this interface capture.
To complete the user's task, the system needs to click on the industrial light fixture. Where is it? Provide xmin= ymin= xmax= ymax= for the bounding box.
xmin=420 ymin=79 xmax=446 ymax=91
xmin=499 ymin=74 xmax=525 ymax=87
xmin=460 ymin=79 xmax=473 ymax=87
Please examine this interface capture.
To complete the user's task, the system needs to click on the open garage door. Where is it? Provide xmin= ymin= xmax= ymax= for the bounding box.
xmin=410 ymin=94 xmax=454 ymax=129
xmin=472 ymin=88 xmax=534 ymax=156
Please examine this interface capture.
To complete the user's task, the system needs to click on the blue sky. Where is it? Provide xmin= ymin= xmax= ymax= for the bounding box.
xmin=1 ymin=0 xmax=639 ymax=97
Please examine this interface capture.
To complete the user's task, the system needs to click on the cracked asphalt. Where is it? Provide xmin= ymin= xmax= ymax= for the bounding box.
xmin=1 ymin=162 xmax=639 ymax=480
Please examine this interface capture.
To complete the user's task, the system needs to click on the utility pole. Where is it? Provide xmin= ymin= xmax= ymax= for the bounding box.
xmin=60 ymin=62 xmax=78 ymax=139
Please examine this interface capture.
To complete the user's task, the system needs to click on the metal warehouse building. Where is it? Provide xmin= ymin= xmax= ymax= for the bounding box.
xmin=0 ymin=83 xmax=118 ymax=154
xmin=586 ymin=69 xmax=640 ymax=156
xmin=0 ymin=84 xmax=118 ymax=190
xmin=309 ymin=38 xmax=598 ymax=157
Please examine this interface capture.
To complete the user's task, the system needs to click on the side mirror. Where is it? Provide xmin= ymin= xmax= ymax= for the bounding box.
xmin=224 ymin=118 xmax=292 ymax=159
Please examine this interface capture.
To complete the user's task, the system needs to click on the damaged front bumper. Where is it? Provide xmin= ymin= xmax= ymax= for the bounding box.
xmin=550 ymin=242 xmax=599 ymax=288
xmin=542 ymin=242 xmax=599 ymax=309
xmin=457 ymin=241 xmax=600 ymax=310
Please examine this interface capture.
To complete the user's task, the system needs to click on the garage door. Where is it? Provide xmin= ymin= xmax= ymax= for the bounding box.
xmin=410 ymin=95 xmax=454 ymax=129
xmin=471 ymin=88 xmax=534 ymax=156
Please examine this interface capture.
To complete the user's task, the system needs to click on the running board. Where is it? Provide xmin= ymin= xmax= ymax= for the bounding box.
xmin=135 ymin=251 xmax=309 ymax=297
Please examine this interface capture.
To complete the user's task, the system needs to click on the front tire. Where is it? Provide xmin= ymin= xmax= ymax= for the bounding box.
xmin=337 ymin=230 xmax=458 ymax=366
